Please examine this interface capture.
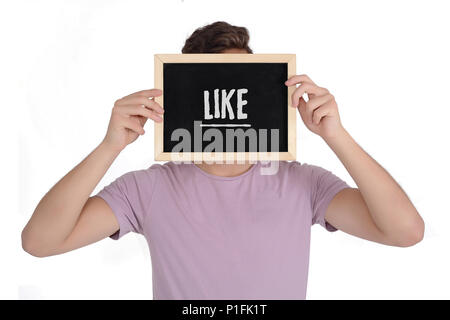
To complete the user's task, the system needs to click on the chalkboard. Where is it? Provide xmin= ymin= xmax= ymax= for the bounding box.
xmin=154 ymin=54 xmax=296 ymax=162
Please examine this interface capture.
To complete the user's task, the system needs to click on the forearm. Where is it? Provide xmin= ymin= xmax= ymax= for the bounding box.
xmin=22 ymin=142 xmax=120 ymax=248
xmin=324 ymin=128 xmax=424 ymax=240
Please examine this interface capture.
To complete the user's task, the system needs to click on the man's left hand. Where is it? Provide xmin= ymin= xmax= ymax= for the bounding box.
xmin=285 ymin=74 xmax=344 ymax=140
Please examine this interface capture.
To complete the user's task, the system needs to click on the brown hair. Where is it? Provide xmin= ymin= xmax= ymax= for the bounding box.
xmin=182 ymin=21 xmax=253 ymax=54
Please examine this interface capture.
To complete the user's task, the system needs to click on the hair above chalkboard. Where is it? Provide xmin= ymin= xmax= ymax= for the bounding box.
xmin=182 ymin=21 xmax=253 ymax=54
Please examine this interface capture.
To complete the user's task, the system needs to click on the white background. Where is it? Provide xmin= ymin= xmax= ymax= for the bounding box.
xmin=2 ymin=0 xmax=449 ymax=299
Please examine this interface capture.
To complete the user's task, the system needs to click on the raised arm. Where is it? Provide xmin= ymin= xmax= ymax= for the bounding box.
xmin=286 ymin=75 xmax=424 ymax=247
xmin=21 ymin=89 xmax=163 ymax=257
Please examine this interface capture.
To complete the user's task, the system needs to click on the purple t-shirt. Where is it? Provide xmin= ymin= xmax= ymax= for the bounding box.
xmin=96 ymin=161 xmax=349 ymax=299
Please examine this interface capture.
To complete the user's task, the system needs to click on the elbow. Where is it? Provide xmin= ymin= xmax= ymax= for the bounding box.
xmin=21 ymin=229 xmax=50 ymax=258
xmin=394 ymin=216 xmax=425 ymax=248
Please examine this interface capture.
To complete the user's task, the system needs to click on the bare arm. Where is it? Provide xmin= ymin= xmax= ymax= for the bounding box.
xmin=21 ymin=144 xmax=120 ymax=257
xmin=324 ymin=129 xmax=424 ymax=247
xmin=21 ymin=89 xmax=163 ymax=257
xmin=286 ymin=75 xmax=424 ymax=247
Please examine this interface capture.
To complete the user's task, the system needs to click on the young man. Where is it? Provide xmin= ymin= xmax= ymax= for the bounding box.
xmin=22 ymin=21 xmax=424 ymax=299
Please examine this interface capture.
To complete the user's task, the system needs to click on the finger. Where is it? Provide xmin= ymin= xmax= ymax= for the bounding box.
xmin=306 ymin=94 xmax=334 ymax=114
xmin=136 ymin=114 xmax=148 ymax=127
xmin=125 ymin=105 xmax=157 ymax=118
xmin=117 ymin=97 xmax=164 ymax=114
xmin=120 ymin=105 xmax=163 ymax=122
xmin=122 ymin=89 xmax=162 ymax=99
xmin=306 ymin=94 xmax=334 ymax=124
xmin=122 ymin=117 xmax=145 ymax=135
xmin=146 ymin=109 xmax=163 ymax=123
xmin=296 ymin=96 xmax=308 ymax=124
xmin=298 ymin=96 xmax=307 ymax=109
xmin=144 ymin=100 xmax=164 ymax=114
xmin=292 ymin=83 xmax=328 ymax=108
xmin=285 ymin=74 xmax=316 ymax=87
xmin=312 ymin=102 xmax=334 ymax=125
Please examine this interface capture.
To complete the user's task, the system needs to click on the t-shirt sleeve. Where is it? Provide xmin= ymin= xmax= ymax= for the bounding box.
xmin=308 ymin=164 xmax=351 ymax=232
xmin=95 ymin=166 xmax=159 ymax=240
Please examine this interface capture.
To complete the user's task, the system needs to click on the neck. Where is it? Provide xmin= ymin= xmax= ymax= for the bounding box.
xmin=195 ymin=162 xmax=254 ymax=177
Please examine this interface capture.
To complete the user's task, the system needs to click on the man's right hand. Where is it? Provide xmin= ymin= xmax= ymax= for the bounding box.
xmin=102 ymin=89 xmax=164 ymax=152
xmin=22 ymin=89 xmax=164 ymax=257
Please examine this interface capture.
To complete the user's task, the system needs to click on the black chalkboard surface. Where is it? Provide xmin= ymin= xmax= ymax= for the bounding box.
xmin=154 ymin=54 xmax=296 ymax=161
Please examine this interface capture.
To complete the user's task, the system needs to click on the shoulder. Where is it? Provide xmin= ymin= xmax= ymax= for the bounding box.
xmin=120 ymin=163 xmax=162 ymax=181
xmin=273 ymin=161 xmax=337 ymax=189
xmin=276 ymin=161 xmax=326 ymax=177
xmin=121 ymin=161 xmax=188 ymax=177
xmin=152 ymin=161 xmax=194 ymax=178
xmin=108 ymin=163 xmax=166 ymax=193
xmin=124 ymin=162 xmax=196 ymax=187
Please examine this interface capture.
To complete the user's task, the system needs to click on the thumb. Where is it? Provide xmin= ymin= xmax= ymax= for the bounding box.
xmin=297 ymin=97 xmax=308 ymax=122
xmin=137 ymin=115 xmax=148 ymax=127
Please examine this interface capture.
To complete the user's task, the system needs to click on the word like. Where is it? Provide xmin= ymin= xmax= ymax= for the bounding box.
xmin=204 ymin=88 xmax=248 ymax=120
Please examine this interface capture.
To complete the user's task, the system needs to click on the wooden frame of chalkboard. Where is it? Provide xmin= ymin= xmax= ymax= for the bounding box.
xmin=154 ymin=54 xmax=296 ymax=162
